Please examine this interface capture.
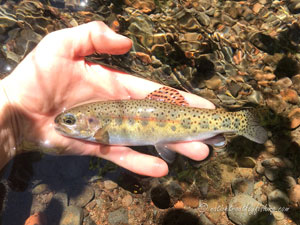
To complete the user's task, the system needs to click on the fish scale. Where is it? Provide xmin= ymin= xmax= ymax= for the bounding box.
xmin=54 ymin=87 xmax=268 ymax=162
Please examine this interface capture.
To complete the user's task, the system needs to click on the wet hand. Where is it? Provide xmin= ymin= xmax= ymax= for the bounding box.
xmin=2 ymin=21 xmax=215 ymax=177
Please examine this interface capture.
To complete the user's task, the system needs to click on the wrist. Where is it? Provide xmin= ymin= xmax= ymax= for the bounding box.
xmin=0 ymin=78 xmax=23 ymax=170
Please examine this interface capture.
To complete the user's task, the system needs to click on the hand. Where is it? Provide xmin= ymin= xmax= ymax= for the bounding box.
xmin=2 ymin=21 xmax=215 ymax=177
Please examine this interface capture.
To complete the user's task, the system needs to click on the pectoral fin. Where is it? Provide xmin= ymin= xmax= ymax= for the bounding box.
xmin=93 ymin=126 xmax=110 ymax=144
xmin=155 ymin=144 xmax=176 ymax=163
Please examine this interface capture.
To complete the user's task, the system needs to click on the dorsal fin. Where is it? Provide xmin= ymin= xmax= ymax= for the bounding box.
xmin=146 ymin=87 xmax=189 ymax=106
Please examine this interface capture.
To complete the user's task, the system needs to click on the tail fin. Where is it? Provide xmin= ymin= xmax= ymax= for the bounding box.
xmin=237 ymin=110 xmax=268 ymax=144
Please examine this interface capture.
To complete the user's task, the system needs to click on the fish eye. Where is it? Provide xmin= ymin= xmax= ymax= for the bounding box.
xmin=62 ymin=114 xmax=76 ymax=125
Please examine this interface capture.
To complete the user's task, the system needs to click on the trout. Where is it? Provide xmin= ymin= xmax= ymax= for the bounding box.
xmin=54 ymin=87 xmax=268 ymax=162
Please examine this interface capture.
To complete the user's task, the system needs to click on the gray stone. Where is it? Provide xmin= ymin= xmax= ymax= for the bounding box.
xmin=255 ymin=161 xmax=265 ymax=175
xmin=32 ymin=183 xmax=51 ymax=195
xmin=199 ymin=213 xmax=214 ymax=225
xmin=59 ymin=205 xmax=83 ymax=225
xmin=53 ymin=192 xmax=68 ymax=208
xmin=232 ymin=178 xmax=254 ymax=196
xmin=104 ymin=180 xmax=118 ymax=190
xmin=268 ymin=189 xmax=289 ymax=210
xmin=227 ymin=194 xmax=276 ymax=225
xmin=264 ymin=168 xmax=279 ymax=181
xmin=69 ymin=185 xmax=95 ymax=208
xmin=165 ymin=181 xmax=184 ymax=198
xmin=122 ymin=194 xmax=133 ymax=207
xmin=108 ymin=208 xmax=128 ymax=225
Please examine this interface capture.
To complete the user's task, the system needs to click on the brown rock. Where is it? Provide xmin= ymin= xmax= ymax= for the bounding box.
xmin=288 ymin=108 xmax=300 ymax=129
xmin=135 ymin=52 xmax=152 ymax=64
xmin=182 ymin=192 xmax=199 ymax=208
xmin=205 ymin=75 xmax=222 ymax=90
xmin=292 ymin=74 xmax=300 ymax=94
xmin=174 ymin=201 xmax=184 ymax=209
xmin=275 ymin=77 xmax=293 ymax=89
xmin=254 ymin=72 xmax=275 ymax=81
xmin=265 ymin=94 xmax=288 ymax=113
xmin=253 ymin=3 xmax=263 ymax=14
xmin=122 ymin=194 xmax=133 ymax=207
xmin=125 ymin=0 xmax=155 ymax=13
xmin=289 ymin=184 xmax=300 ymax=207
xmin=280 ymin=89 xmax=299 ymax=104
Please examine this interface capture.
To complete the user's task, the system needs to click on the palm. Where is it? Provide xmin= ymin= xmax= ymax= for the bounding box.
xmin=3 ymin=22 xmax=214 ymax=177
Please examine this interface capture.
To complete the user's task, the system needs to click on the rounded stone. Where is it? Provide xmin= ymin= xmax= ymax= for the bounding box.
xmin=268 ymin=189 xmax=289 ymax=210
xmin=231 ymin=178 xmax=254 ymax=195
xmin=227 ymin=194 xmax=276 ymax=225
xmin=104 ymin=180 xmax=118 ymax=190
xmin=69 ymin=185 xmax=95 ymax=208
xmin=122 ymin=194 xmax=133 ymax=207
xmin=289 ymin=184 xmax=300 ymax=207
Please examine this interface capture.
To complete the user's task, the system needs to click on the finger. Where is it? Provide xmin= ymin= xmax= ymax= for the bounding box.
xmin=40 ymin=21 xmax=132 ymax=57
xmin=48 ymin=133 xmax=169 ymax=177
xmin=93 ymin=146 xmax=169 ymax=177
xmin=166 ymin=141 xmax=210 ymax=161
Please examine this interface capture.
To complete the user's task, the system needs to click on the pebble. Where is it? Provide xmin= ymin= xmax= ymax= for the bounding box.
xmin=122 ymin=194 xmax=133 ymax=207
xmin=280 ymin=88 xmax=299 ymax=104
xmin=182 ymin=192 xmax=199 ymax=208
xmin=231 ymin=178 xmax=254 ymax=195
xmin=124 ymin=0 xmax=156 ymax=13
xmin=264 ymin=140 xmax=276 ymax=154
xmin=282 ymin=176 xmax=296 ymax=188
xmin=288 ymin=108 xmax=300 ymax=129
xmin=272 ymin=211 xmax=285 ymax=221
xmin=199 ymin=213 xmax=214 ymax=225
xmin=264 ymin=168 xmax=279 ymax=181
xmin=255 ymin=161 xmax=265 ymax=175
xmin=59 ymin=205 xmax=83 ymax=225
xmin=205 ymin=75 xmax=222 ymax=90
xmin=69 ymin=185 xmax=95 ymax=208
xmin=253 ymin=3 xmax=263 ymax=14
xmin=274 ymin=77 xmax=293 ymax=89
xmin=104 ymin=180 xmax=118 ymax=190
xmin=288 ymin=184 xmax=300 ymax=207
xmin=265 ymin=94 xmax=288 ymax=113
xmin=237 ymin=157 xmax=256 ymax=168
xmin=198 ymin=180 xmax=209 ymax=197
xmin=254 ymin=72 xmax=275 ymax=81
xmin=291 ymin=74 xmax=300 ymax=94
xmin=25 ymin=212 xmax=47 ymax=225
xmin=268 ymin=189 xmax=289 ymax=210
xmin=108 ymin=208 xmax=128 ymax=225
xmin=32 ymin=183 xmax=50 ymax=195
xmin=165 ymin=180 xmax=184 ymax=198
xmin=261 ymin=157 xmax=287 ymax=169
xmin=227 ymin=194 xmax=276 ymax=225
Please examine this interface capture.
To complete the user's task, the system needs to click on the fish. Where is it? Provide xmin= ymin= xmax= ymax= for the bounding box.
xmin=54 ymin=87 xmax=268 ymax=163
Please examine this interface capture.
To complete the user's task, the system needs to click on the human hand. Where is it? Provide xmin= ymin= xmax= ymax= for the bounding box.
xmin=1 ymin=21 xmax=215 ymax=177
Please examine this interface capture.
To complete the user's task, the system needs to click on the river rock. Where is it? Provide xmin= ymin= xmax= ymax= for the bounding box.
xmin=108 ymin=208 xmax=128 ymax=225
xmin=104 ymin=180 xmax=118 ymax=190
xmin=227 ymin=194 xmax=276 ymax=225
xmin=268 ymin=189 xmax=289 ymax=210
xmin=264 ymin=168 xmax=279 ymax=181
xmin=122 ymin=194 xmax=133 ymax=207
xmin=289 ymin=184 xmax=300 ymax=207
xmin=59 ymin=205 xmax=83 ymax=225
xmin=69 ymin=185 xmax=95 ymax=208
xmin=231 ymin=178 xmax=254 ymax=195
